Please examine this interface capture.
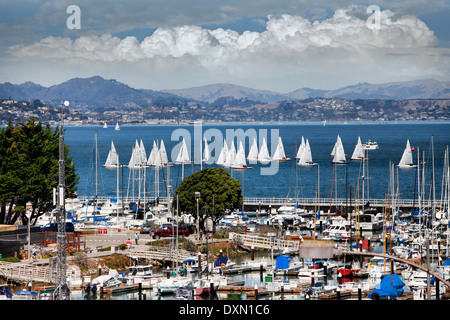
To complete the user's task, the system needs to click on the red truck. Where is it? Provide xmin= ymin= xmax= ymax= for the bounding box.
xmin=151 ymin=225 xmax=190 ymax=239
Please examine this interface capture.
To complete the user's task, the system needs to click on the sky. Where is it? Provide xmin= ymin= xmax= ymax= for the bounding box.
xmin=0 ymin=0 xmax=449 ymax=93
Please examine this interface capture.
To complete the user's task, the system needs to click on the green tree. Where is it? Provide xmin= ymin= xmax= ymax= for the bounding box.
xmin=173 ymin=168 xmax=242 ymax=228
xmin=0 ymin=119 xmax=78 ymax=225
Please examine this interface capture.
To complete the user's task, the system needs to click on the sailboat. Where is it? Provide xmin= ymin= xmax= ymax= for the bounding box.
xmin=216 ymin=139 xmax=228 ymax=166
xmin=297 ymin=139 xmax=317 ymax=166
xmin=203 ymin=137 xmax=211 ymax=164
xmin=115 ymin=122 xmax=120 ymax=131
xmin=159 ymin=140 xmax=171 ymax=166
xmin=247 ymin=137 xmax=258 ymax=162
xmin=175 ymin=138 xmax=191 ymax=180
xmin=104 ymin=141 xmax=121 ymax=168
xmin=224 ymin=140 xmax=236 ymax=168
xmin=103 ymin=122 xmax=108 ymax=129
xmin=231 ymin=141 xmax=252 ymax=169
xmin=272 ymin=136 xmax=290 ymax=161
xmin=331 ymin=135 xmax=348 ymax=164
xmin=295 ymin=136 xmax=305 ymax=160
xmin=257 ymin=137 xmax=271 ymax=163
xmin=397 ymin=139 xmax=417 ymax=168
xmin=350 ymin=137 xmax=365 ymax=161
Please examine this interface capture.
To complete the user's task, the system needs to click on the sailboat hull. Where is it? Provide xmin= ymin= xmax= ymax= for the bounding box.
xmin=231 ymin=166 xmax=253 ymax=170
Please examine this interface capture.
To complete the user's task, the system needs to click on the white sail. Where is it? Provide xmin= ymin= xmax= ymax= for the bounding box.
xmin=247 ymin=137 xmax=258 ymax=161
xmin=232 ymin=141 xmax=247 ymax=168
xmin=175 ymin=138 xmax=190 ymax=164
xmin=297 ymin=139 xmax=316 ymax=166
xmin=128 ymin=145 xmax=140 ymax=169
xmin=203 ymin=137 xmax=210 ymax=163
xmin=350 ymin=136 xmax=365 ymax=161
xmin=154 ymin=146 xmax=163 ymax=167
xmin=115 ymin=122 xmax=120 ymax=130
xmin=147 ymin=141 xmax=158 ymax=166
xmin=225 ymin=140 xmax=236 ymax=167
xmin=398 ymin=139 xmax=416 ymax=168
xmin=104 ymin=141 xmax=119 ymax=167
xmin=103 ymin=122 xmax=108 ymax=129
xmin=139 ymin=139 xmax=147 ymax=166
xmin=332 ymin=136 xmax=347 ymax=164
xmin=296 ymin=136 xmax=305 ymax=159
xmin=330 ymin=135 xmax=342 ymax=156
xmin=258 ymin=137 xmax=271 ymax=162
xmin=216 ymin=139 xmax=228 ymax=166
xmin=159 ymin=140 xmax=169 ymax=165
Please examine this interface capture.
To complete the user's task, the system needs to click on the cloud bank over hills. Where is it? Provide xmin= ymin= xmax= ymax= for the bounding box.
xmin=6 ymin=5 xmax=448 ymax=92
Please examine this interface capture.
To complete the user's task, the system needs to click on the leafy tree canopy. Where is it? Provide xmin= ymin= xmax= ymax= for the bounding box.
xmin=174 ymin=168 xmax=242 ymax=223
xmin=0 ymin=119 xmax=78 ymax=225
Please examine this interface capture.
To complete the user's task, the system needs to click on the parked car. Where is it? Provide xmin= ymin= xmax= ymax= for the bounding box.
xmin=140 ymin=223 xmax=153 ymax=234
xmin=151 ymin=225 xmax=190 ymax=239
xmin=40 ymin=222 xmax=75 ymax=232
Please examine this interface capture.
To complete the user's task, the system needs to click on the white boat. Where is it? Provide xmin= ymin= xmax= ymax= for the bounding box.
xmin=153 ymin=277 xmax=192 ymax=295
xmin=297 ymin=138 xmax=317 ymax=166
xmin=103 ymin=122 xmax=108 ymax=129
xmin=104 ymin=141 xmax=120 ymax=168
xmin=128 ymin=140 xmax=144 ymax=169
xmin=295 ymin=136 xmax=305 ymax=160
xmin=175 ymin=138 xmax=190 ymax=164
xmin=367 ymin=257 xmax=391 ymax=278
xmin=159 ymin=140 xmax=171 ymax=166
xmin=203 ymin=137 xmax=211 ymax=163
xmin=126 ymin=263 xmax=162 ymax=284
xmin=247 ymin=137 xmax=258 ymax=161
xmin=224 ymin=140 xmax=236 ymax=168
xmin=362 ymin=140 xmax=379 ymax=150
xmin=231 ymin=140 xmax=252 ymax=169
xmin=257 ymin=137 xmax=271 ymax=163
xmin=331 ymin=135 xmax=348 ymax=164
xmin=358 ymin=212 xmax=383 ymax=231
xmin=216 ymin=139 xmax=228 ymax=166
xmin=115 ymin=122 xmax=120 ymax=130
xmin=397 ymin=139 xmax=417 ymax=168
xmin=350 ymin=137 xmax=365 ymax=161
xmin=272 ymin=136 xmax=290 ymax=161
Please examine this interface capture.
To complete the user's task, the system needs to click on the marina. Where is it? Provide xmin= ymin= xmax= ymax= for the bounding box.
xmin=1 ymin=122 xmax=450 ymax=301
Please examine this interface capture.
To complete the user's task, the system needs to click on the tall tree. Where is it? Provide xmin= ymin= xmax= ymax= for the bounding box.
xmin=173 ymin=168 xmax=242 ymax=228
xmin=0 ymin=119 xmax=78 ymax=225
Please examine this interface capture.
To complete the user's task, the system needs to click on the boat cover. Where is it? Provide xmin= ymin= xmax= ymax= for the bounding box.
xmin=214 ymin=257 xmax=228 ymax=267
xmin=368 ymin=274 xmax=405 ymax=299
xmin=276 ymin=255 xmax=292 ymax=270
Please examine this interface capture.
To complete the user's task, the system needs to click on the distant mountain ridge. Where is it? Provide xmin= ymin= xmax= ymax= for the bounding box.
xmin=0 ymin=76 xmax=449 ymax=109
xmin=0 ymin=76 xmax=192 ymax=109
xmin=166 ymin=79 xmax=450 ymax=102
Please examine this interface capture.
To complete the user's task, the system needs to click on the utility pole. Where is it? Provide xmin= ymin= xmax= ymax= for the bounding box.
xmin=53 ymin=100 xmax=70 ymax=300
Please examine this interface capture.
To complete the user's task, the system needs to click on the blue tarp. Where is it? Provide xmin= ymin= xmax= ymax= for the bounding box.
xmin=214 ymin=256 xmax=228 ymax=267
xmin=276 ymin=255 xmax=293 ymax=270
xmin=368 ymin=274 xmax=405 ymax=299
xmin=442 ymin=258 xmax=450 ymax=267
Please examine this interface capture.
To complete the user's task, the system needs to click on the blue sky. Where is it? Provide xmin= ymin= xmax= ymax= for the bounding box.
xmin=1 ymin=0 xmax=449 ymax=92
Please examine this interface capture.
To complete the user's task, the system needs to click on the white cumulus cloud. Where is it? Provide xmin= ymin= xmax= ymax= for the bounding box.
xmin=7 ymin=6 xmax=446 ymax=91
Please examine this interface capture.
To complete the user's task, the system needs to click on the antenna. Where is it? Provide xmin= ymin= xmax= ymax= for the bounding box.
xmin=52 ymin=100 xmax=70 ymax=300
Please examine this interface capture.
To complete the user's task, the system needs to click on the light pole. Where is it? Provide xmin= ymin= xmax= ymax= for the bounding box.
xmin=195 ymin=192 xmax=200 ymax=240
xmin=27 ymin=211 xmax=31 ymax=263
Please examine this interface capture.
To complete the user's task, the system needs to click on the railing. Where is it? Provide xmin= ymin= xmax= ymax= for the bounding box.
xmin=229 ymin=232 xmax=300 ymax=252
xmin=76 ymin=196 xmax=438 ymax=208
xmin=0 ymin=261 xmax=54 ymax=284
xmin=128 ymin=245 xmax=196 ymax=263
